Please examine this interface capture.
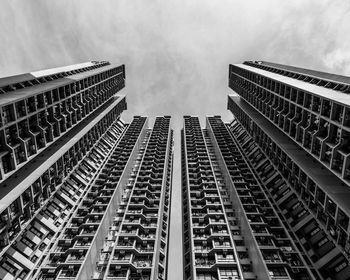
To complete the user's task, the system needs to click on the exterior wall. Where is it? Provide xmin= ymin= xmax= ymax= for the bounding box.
xmin=0 ymin=62 xmax=125 ymax=181
xmin=36 ymin=116 xmax=148 ymax=280
xmin=0 ymin=62 xmax=174 ymax=280
xmin=181 ymin=116 xmax=310 ymax=280
xmin=182 ymin=116 xmax=243 ymax=280
xmin=0 ymin=62 xmax=128 ymax=280
xmin=229 ymin=63 xmax=350 ymax=185
xmin=92 ymin=116 xmax=173 ymax=280
xmin=0 ymin=103 xmax=127 ymax=280
xmin=0 ymin=115 xmax=174 ymax=280
xmin=227 ymin=96 xmax=350 ymax=279
xmin=228 ymin=61 xmax=350 ymax=279
xmin=207 ymin=116 xmax=315 ymax=280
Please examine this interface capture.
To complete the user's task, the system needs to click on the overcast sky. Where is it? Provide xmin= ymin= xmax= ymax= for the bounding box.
xmin=1 ymin=0 xmax=350 ymax=278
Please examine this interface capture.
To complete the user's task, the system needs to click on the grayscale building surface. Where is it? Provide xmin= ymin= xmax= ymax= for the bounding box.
xmin=0 ymin=62 xmax=174 ymax=280
xmin=227 ymin=61 xmax=350 ymax=279
xmin=182 ymin=116 xmax=315 ymax=280
xmin=2 ymin=59 xmax=350 ymax=280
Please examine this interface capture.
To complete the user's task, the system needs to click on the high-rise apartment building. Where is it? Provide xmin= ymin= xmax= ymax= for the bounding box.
xmin=2 ymin=59 xmax=350 ymax=280
xmin=0 ymin=62 xmax=174 ymax=280
xmin=227 ymin=61 xmax=350 ymax=279
xmin=182 ymin=116 xmax=315 ymax=280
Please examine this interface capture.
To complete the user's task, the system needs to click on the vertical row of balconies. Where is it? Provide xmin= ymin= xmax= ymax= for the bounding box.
xmin=227 ymin=97 xmax=350 ymax=280
xmin=203 ymin=129 xmax=258 ymax=280
xmin=207 ymin=116 xmax=314 ymax=280
xmin=182 ymin=117 xmax=243 ymax=280
xmin=97 ymin=116 xmax=172 ymax=280
xmin=92 ymin=128 xmax=150 ymax=280
xmin=0 ymin=112 xmax=127 ymax=280
xmin=36 ymin=116 xmax=146 ymax=280
xmin=0 ymin=65 xmax=125 ymax=180
xmin=229 ymin=64 xmax=350 ymax=183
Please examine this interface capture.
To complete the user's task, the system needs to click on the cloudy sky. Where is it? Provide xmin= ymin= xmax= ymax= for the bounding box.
xmin=1 ymin=0 xmax=350 ymax=278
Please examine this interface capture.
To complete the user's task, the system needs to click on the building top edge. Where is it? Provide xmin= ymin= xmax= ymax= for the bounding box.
xmin=234 ymin=63 xmax=350 ymax=106
xmin=245 ymin=61 xmax=350 ymax=85
xmin=0 ymin=61 xmax=112 ymax=88
xmin=0 ymin=63 xmax=124 ymax=107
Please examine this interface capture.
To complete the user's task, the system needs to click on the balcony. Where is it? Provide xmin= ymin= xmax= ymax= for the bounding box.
xmin=132 ymin=257 xmax=152 ymax=268
xmin=195 ymin=257 xmax=216 ymax=267
xmin=66 ymin=252 xmax=86 ymax=263
xmin=262 ymin=252 xmax=282 ymax=263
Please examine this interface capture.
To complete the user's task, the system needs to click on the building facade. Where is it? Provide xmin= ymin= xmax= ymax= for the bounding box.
xmin=182 ymin=116 xmax=315 ymax=280
xmin=2 ymin=59 xmax=350 ymax=280
xmin=0 ymin=62 xmax=174 ymax=280
xmin=228 ymin=61 xmax=350 ymax=279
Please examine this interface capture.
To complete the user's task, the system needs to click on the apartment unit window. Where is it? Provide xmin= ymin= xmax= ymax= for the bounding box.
xmin=297 ymin=209 xmax=307 ymax=218
xmin=214 ymin=241 xmax=231 ymax=247
xmin=219 ymin=269 xmax=240 ymax=279
xmin=22 ymin=188 xmax=32 ymax=205
xmin=197 ymin=273 xmax=218 ymax=280
xmin=217 ymin=253 xmax=234 ymax=262
xmin=317 ymin=189 xmax=325 ymax=205
xmin=1 ymin=261 xmax=17 ymax=274
xmin=337 ymin=209 xmax=349 ymax=229
xmin=326 ymin=199 xmax=336 ymax=217
xmin=269 ymin=268 xmax=287 ymax=276
xmin=310 ymin=227 xmax=320 ymax=237
xmin=14 ymin=147 xmax=25 ymax=164
xmin=29 ymin=226 xmax=43 ymax=238
xmin=18 ymin=270 xmax=28 ymax=279
xmin=115 ymin=252 xmax=131 ymax=261
xmin=292 ymin=202 xmax=301 ymax=210
xmin=2 ymin=105 xmax=14 ymax=124
xmin=335 ymin=261 xmax=347 ymax=273
xmin=9 ymin=200 xmax=19 ymax=217
xmin=318 ymin=237 xmax=328 ymax=247
xmin=21 ymin=236 xmax=35 ymax=249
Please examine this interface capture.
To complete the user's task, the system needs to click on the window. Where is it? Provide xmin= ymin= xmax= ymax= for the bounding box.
xmin=310 ymin=227 xmax=320 ymax=236
xmin=326 ymin=199 xmax=336 ymax=217
xmin=335 ymin=261 xmax=347 ymax=273
xmin=29 ymin=226 xmax=43 ymax=238
xmin=297 ymin=210 xmax=307 ymax=218
xmin=21 ymin=237 xmax=35 ymax=249
xmin=318 ymin=237 xmax=328 ymax=247
xmin=219 ymin=269 xmax=239 ymax=279
xmin=317 ymin=189 xmax=326 ymax=205
xmin=197 ymin=273 xmax=218 ymax=280
xmin=10 ymin=200 xmax=19 ymax=217
xmin=292 ymin=202 xmax=301 ymax=210
xmin=217 ymin=253 xmax=234 ymax=262
xmin=269 ymin=268 xmax=287 ymax=276
xmin=2 ymin=261 xmax=17 ymax=274
xmin=18 ymin=270 xmax=28 ymax=280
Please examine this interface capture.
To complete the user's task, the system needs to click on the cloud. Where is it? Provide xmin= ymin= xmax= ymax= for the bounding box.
xmin=323 ymin=48 xmax=350 ymax=75
xmin=2 ymin=0 xmax=349 ymax=125
xmin=263 ymin=0 xmax=350 ymax=75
